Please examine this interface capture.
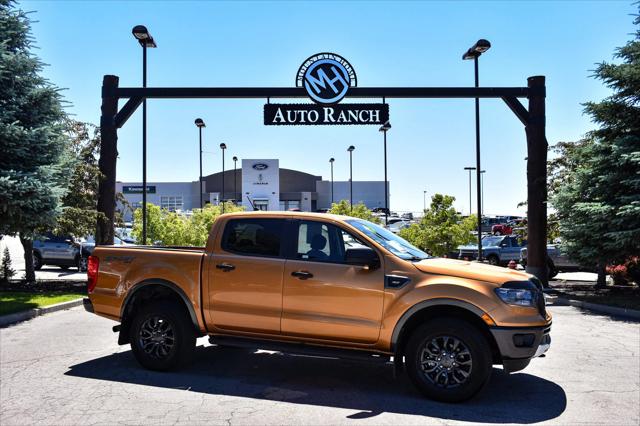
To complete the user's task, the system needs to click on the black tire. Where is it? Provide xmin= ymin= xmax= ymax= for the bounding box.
xmin=130 ymin=300 xmax=196 ymax=371
xmin=405 ymin=318 xmax=492 ymax=403
xmin=547 ymin=261 xmax=558 ymax=280
xmin=487 ymin=255 xmax=500 ymax=266
xmin=76 ymin=255 xmax=87 ymax=272
xmin=32 ymin=253 xmax=42 ymax=270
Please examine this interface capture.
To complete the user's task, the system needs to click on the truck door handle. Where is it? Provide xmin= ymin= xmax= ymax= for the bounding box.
xmin=216 ymin=263 xmax=235 ymax=272
xmin=291 ymin=270 xmax=313 ymax=280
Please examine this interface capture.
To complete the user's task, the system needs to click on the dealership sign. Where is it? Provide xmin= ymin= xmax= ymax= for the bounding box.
xmin=264 ymin=53 xmax=388 ymax=126
xmin=123 ymin=185 xmax=156 ymax=194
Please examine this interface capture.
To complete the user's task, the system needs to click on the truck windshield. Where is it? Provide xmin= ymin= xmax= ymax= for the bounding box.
xmin=346 ymin=219 xmax=430 ymax=261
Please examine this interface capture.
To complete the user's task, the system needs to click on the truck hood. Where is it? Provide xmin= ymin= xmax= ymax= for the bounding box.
xmin=413 ymin=257 xmax=532 ymax=285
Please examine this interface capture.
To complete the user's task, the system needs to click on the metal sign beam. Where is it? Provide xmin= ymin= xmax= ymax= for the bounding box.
xmin=112 ymin=86 xmax=530 ymax=100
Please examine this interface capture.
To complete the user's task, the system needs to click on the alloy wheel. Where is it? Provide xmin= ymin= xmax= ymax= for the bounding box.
xmin=420 ymin=335 xmax=473 ymax=388
xmin=138 ymin=316 xmax=176 ymax=359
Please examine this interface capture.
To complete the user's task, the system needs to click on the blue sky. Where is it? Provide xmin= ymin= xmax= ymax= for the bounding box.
xmin=20 ymin=0 xmax=635 ymax=215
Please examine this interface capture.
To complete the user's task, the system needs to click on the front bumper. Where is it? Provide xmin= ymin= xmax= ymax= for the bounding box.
xmin=490 ymin=324 xmax=551 ymax=373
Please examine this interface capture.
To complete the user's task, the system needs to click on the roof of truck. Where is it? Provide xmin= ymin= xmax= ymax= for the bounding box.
xmin=219 ymin=210 xmax=359 ymax=222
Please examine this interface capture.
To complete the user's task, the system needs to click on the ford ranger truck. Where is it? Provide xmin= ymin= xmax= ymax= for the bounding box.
xmin=84 ymin=211 xmax=551 ymax=403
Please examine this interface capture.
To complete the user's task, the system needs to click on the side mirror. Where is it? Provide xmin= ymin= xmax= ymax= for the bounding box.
xmin=345 ymin=247 xmax=380 ymax=270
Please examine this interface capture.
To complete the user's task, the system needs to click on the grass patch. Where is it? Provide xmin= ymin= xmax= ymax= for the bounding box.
xmin=0 ymin=291 xmax=85 ymax=316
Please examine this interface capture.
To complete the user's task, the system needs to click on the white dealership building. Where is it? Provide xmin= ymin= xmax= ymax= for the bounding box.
xmin=116 ymin=159 xmax=387 ymax=221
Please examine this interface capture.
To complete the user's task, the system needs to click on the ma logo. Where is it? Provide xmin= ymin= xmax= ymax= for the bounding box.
xmin=297 ymin=53 xmax=357 ymax=104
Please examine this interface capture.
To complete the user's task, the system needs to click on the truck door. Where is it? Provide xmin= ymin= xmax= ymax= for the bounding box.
xmin=206 ymin=218 xmax=285 ymax=334
xmin=281 ymin=219 xmax=385 ymax=343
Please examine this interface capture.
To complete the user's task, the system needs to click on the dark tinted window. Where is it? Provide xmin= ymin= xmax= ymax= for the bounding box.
xmin=222 ymin=219 xmax=284 ymax=257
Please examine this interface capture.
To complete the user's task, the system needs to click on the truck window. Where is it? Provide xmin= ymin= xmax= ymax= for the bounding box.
xmin=221 ymin=219 xmax=284 ymax=257
xmin=295 ymin=220 xmax=368 ymax=264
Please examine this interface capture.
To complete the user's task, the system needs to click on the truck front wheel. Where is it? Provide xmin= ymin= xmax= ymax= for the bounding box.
xmin=405 ymin=318 xmax=492 ymax=402
xmin=130 ymin=300 xmax=196 ymax=371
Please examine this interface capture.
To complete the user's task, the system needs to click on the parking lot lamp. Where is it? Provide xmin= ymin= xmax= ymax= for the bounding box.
xmin=379 ymin=121 xmax=391 ymax=225
xmin=464 ymin=166 xmax=476 ymax=216
xmin=233 ymin=156 xmax=238 ymax=204
xmin=132 ymin=25 xmax=157 ymax=245
xmin=220 ymin=143 xmax=227 ymax=213
xmin=347 ymin=146 xmax=355 ymax=212
xmin=463 ymin=38 xmax=490 ymax=261
xmin=329 ymin=158 xmax=335 ymax=206
xmin=194 ymin=118 xmax=205 ymax=209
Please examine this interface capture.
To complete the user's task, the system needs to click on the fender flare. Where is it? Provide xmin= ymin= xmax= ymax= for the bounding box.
xmin=120 ymin=278 xmax=200 ymax=330
xmin=390 ymin=298 xmax=486 ymax=352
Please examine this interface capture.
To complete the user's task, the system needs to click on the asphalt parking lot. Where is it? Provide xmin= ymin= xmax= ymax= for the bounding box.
xmin=1 ymin=304 xmax=638 ymax=425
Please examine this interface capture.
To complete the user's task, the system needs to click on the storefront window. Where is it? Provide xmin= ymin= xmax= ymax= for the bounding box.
xmin=160 ymin=196 xmax=183 ymax=211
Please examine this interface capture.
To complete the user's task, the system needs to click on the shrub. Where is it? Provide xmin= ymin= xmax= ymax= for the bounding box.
xmin=1 ymin=247 xmax=16 ymax=284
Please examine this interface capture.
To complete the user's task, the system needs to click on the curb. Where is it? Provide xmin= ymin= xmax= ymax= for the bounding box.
xmin=554 ymin=297 xmax=640 ymax=321
xmin=0 ymin=298 xmax=84 ymax=327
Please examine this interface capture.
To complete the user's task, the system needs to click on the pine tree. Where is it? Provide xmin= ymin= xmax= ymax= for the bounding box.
xmin=0 ymin=1 xmax=69 ymax=282
xmin=1 ymin=247 xmax=15 ymax=283
xmin=552 ymin=9 xmax=640 ymax=285
xmin=55 ymin=120 xmax=105 ymax=238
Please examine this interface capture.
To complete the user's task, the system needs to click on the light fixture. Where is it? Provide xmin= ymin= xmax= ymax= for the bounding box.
xmin=462 ymin=39 xmax=490 ymax=60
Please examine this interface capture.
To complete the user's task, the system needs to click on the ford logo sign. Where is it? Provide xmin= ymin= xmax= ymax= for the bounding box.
xmin=252 ymin=163 xmax=269 ymax=171
xmin=296 ymin=53 xmax=357 ymax=105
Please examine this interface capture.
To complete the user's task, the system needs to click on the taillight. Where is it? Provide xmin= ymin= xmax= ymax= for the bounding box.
xmin=87 ymin=255 xmax=99 ymax=294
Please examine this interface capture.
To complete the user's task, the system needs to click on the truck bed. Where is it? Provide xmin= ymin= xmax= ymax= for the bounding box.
xmin=90 ymin=245 xmax=206 ymax=322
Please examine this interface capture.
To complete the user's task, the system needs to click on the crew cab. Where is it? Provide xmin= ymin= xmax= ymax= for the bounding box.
xmin=84 ymin=212 xmax=551 ymax=403
xmin=458 ymin=235 xmax=526 ymax=266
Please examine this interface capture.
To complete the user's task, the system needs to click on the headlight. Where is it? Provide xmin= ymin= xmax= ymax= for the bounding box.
xmin=494 ymin=287 xmax=535 ymax=307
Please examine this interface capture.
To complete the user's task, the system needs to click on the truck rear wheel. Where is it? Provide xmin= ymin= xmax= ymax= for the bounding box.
xmin=130 ymin=300 xmax=196 ymax=371
xmin=405 ymin=318 xmax=492 ymax=403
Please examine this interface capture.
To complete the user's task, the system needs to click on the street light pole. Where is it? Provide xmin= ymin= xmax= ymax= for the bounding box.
xmin=423 ymin=190 xmax=427 ymax=212
xmin=233 ymin=156 xmax=238 ymax=204
xmin=329 ymin=158 xmax=335 ymax=206
xmin=480 ymin=170 xmax=486 ymax=216
xmin=132 ymin=25 xmax=157 ymax=245
xmin=347 ymin=146 xmax=355 ymax=212
xmin=464 ymin=166 xmax=476 ymax=216
xmin=195 ymin=118 xmax=205 ymax=209
xmin=379 ymin=121 xmax=391 ymax=226
xmin=220 ymin=143 xmax=226 ymax=213
xmin=463 ymin=38 xmax=491 ymax=261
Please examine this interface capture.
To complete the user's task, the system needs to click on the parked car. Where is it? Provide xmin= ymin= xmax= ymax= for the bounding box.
xmin=401 ymin=212 xmax=414 ymax=221
xmin=491 ymin=223 xmax=513 ymax=236
xmin=458 ymin=235 xmax=526 ymax=266
xmin=85 ymin=211 xmax=551 ymax=403
xmin=480 ymin=217 xmax=506 ymax=233
xmin=387 ymin=220 xmax=411 ymax=234
xmin=520 ymin=244 xmax=584 ymax=279
xmin=32 ymin=233 xmax=89 ymax=271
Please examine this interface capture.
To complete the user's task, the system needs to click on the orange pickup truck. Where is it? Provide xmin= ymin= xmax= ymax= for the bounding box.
xmin=84 ymin=211 xmax=551 ymax=402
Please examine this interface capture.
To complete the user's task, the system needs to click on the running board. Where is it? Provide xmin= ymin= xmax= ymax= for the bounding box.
xmin=209 ymin=335 xmax=393 ymax=365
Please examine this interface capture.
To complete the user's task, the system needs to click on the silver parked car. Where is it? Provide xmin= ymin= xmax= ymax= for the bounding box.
xmin=520 ymin=244 xmax=583 ymax=279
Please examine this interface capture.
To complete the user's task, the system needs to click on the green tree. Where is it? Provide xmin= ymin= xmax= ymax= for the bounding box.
xmin=131 ymin=202 xmax=244 ymax=246
xmin=0 ymin=1 xmax=69 ymax=281
xmin=552 ymin=10 xmax=640 ymax=286
xmin=328 ymin=200 xmax=381 ymax=224
xmin=1 ymin=247 xmax=15 ymax=283
xmin=131 ymin=204 xmax=165 ymax=245
xmin=55 ymin=120 xmax=104 ymax=238
xmin=399 ymin=194 xmax=475 ymax=256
